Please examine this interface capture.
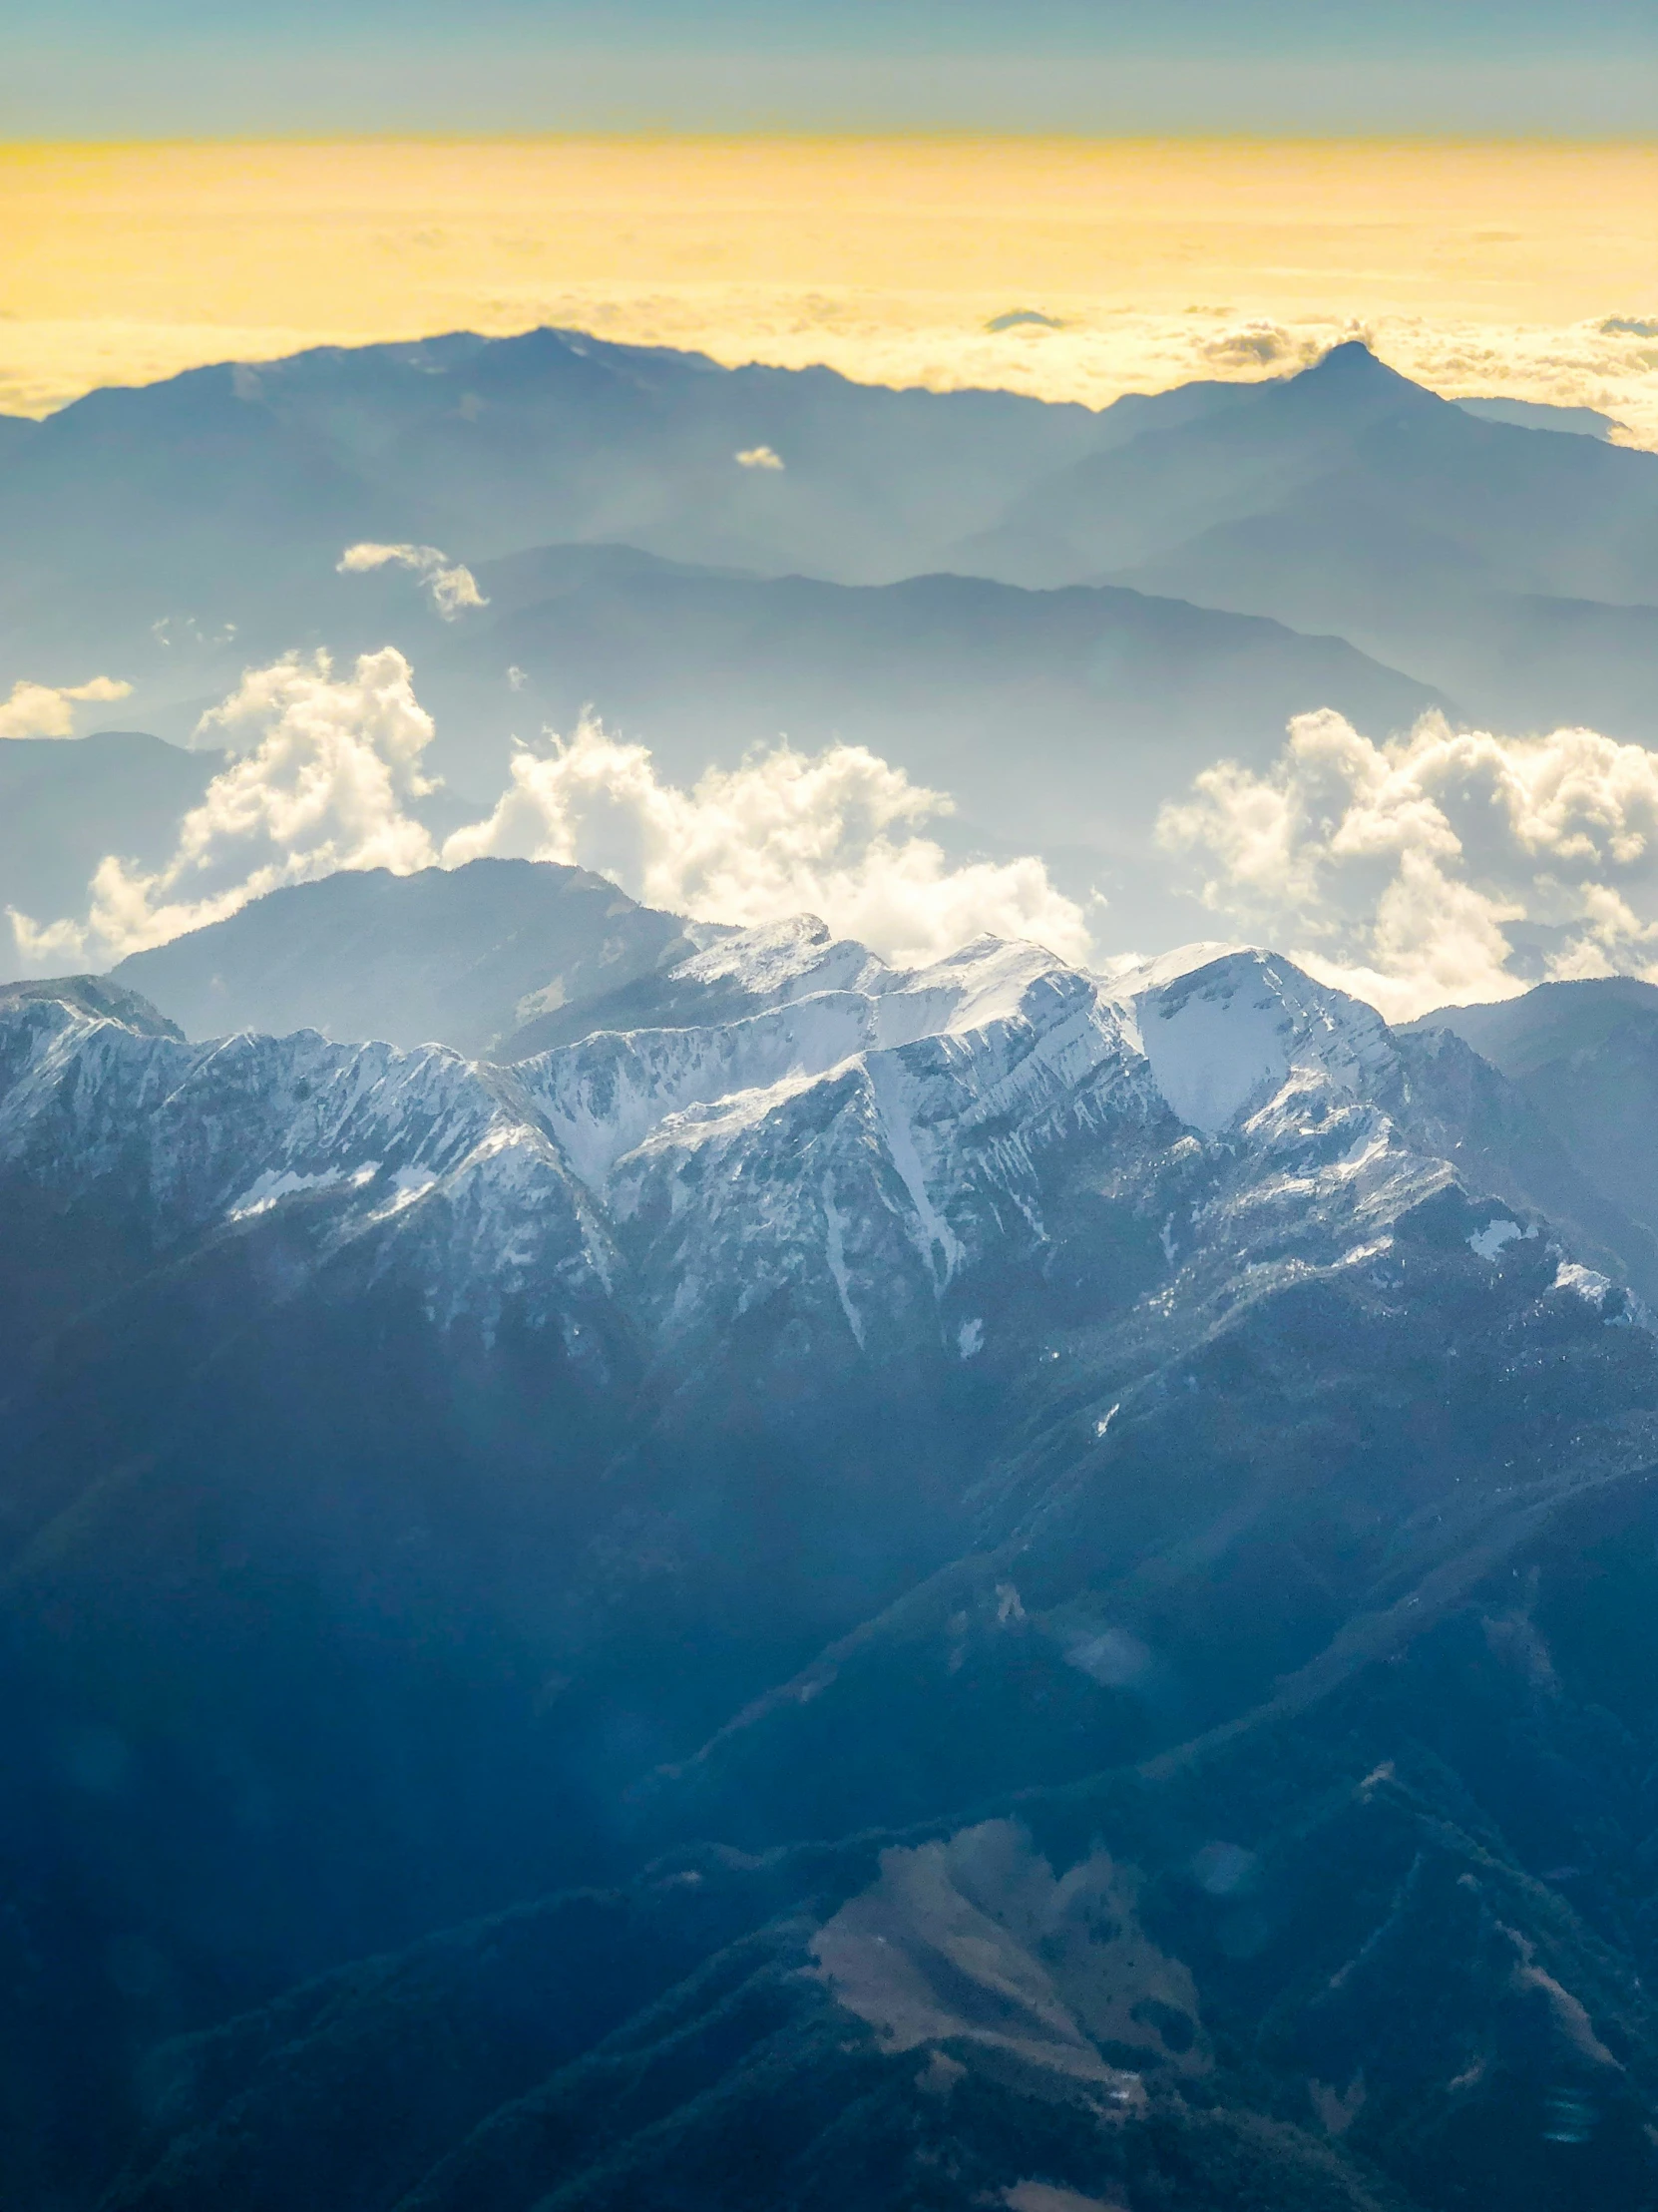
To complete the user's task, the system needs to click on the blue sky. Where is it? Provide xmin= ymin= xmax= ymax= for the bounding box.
xmin=7 ymin=0 xmax=1658 ymax=136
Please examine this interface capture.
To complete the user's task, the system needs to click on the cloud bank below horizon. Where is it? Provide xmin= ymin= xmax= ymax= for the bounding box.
xmin=18 ymin=656 xmax=1658 ymax=1030
xmin=5 ymin=648 xmax=1091 ymax=978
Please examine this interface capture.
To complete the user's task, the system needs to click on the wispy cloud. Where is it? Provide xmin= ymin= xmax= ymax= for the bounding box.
xmin=1200 ymin=322 xmax=1321 ymax=371
xmin=336 ymin=542 xmax=488 ymax=619
xmin=1159 ymin=708 xmax=1658 ymax=1022
xmin=0 ymin=675 xmax=132 ymax=740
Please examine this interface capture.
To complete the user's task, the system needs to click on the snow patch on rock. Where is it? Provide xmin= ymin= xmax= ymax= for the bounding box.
xmin=1470 ymin=1217 xmax=1526 ymax=1261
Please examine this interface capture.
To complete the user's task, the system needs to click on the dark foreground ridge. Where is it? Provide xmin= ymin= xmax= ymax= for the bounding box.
xmin=6 ymin=909 xmax=1658 ymax=2208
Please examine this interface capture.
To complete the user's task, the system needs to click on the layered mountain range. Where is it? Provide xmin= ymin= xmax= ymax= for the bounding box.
xmin=10 ymin=322 xmax=1658 ymax=2210
xmin=7 ymin=861 xmax=1658 ymax=2208
xmin=10 ymin=330 xmax=1658 ymax=945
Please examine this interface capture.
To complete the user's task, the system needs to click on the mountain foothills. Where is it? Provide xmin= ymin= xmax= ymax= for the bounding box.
xmin=8 ymin=865 xmax=1658 ymax=2207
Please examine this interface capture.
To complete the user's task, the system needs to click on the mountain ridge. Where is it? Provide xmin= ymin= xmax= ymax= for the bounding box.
xmin=15 ymin=322 xmax=1658 ymax=2211
xmin=9 ymin=923 xmax=1658 ymax=2207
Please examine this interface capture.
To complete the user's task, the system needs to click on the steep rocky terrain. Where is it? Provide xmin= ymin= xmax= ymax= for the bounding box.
xmin=5 ymin=912 xmax=1658 ymax=2207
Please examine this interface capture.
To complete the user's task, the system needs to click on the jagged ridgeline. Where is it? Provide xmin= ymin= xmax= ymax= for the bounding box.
xmin=6 ymin=863 xmax=1658 ymax=2207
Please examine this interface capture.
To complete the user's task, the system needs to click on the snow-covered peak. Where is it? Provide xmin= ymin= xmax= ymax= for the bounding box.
xmin=643 ymin=920 xmax=1069 ymax=1049
xmin=663 ymin=915 xmax=890 ymax=1008
xmin=520 ymin=933 xmax=1092 ymax=1198
xmin=1109 ymin=947 xmax=1395 ymax=1134
xmin=0 ymin=932 xmax=1598 ymax=1379
xmin=1103 ymin=940 xmax=1250 ymax=1001
xmin=878 ymin=936 xmax=1070 ymax=1038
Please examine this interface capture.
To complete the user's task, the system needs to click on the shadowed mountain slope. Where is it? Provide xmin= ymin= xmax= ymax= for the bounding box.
xmin=1409 ymin=977 xmax=1658 ymax=1241
xmin=111 ymin=859 xmax=699 ymax=1055
xmin=7 ymin=936 xmax=1658 ymax=2206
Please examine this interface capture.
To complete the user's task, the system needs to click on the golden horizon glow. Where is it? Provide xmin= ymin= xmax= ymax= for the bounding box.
xmin=5 ymin=136 xmax=1658 ymax=437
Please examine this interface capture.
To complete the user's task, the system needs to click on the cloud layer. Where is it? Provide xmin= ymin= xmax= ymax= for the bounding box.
xmin=1159 ymin=708 xmax=1658 ymax=1022
xmin=0 ymin=675 xmax=132 ymax=740
xmin=33 ymin=655 xmax=1658 ymax=1030
xmin=9 ymin=651 xmax=1089 ymax=977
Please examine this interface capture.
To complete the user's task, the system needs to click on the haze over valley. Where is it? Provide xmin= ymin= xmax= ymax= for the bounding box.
xmin=11 ymin=326 xmax=1658 ymax=1018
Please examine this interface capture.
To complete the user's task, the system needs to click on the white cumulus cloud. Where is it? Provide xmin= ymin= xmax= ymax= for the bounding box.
xmin=443 ymin=721 xmax=1090 ymax=970
xmin=9 ymin=656 xmax=1090 ymax=978
xmin=336 ymin=542 xmax=488 ymax=619
xmin=1158 ymin=708 xmax=1658 ymax=1023
xmin=734 ymin=445 xmax=784 ymax=470
xmin=0 ymin=675 xmax=132 ymax=740
xmin=8 ymin=649 xmax=440 ymax=970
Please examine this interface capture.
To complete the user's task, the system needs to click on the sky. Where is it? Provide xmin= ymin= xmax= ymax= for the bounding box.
xmin=5 ymin=0 xmax=1656 ymax=427
xmin=3 ymin=7 xmax=1658 ymax=1007
xmin=5 ymin=0 xmax=1658 ymax=136
xmin=6 ymin=139 xmax=1658 ymax=445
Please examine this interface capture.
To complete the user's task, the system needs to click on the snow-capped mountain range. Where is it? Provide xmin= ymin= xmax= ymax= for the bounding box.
xmin=2 ymin=910 xmax=1636 ymax=1373
xmin=13 ymin=872 xmax=1658 ymax=2212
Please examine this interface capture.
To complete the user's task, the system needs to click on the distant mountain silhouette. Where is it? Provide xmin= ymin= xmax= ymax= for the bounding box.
xmin=1454 ymin=394 xmax=1623 ymax=439
xmin=3 ymin=546 xmax=1446 ymax=959
xmin=958 ymin=342 xmax=1658 ymax=733
xmin=1410 ymin=975 xmax=1658 ymax=1239
xmin=408 ymin=551 xmax=1444 ymax=931
xmin=0 ymin=731 xmax=220 ymax=923
xmin=113 ymin=859 xmax=696 ymax=1054
xmin=0 ymin=327 xmax=1113 ymax=655
xmin=956 ymin=342 xmax=1437 ymax=582
xmin=12 ymin=336 xmax=1658 ymax=942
